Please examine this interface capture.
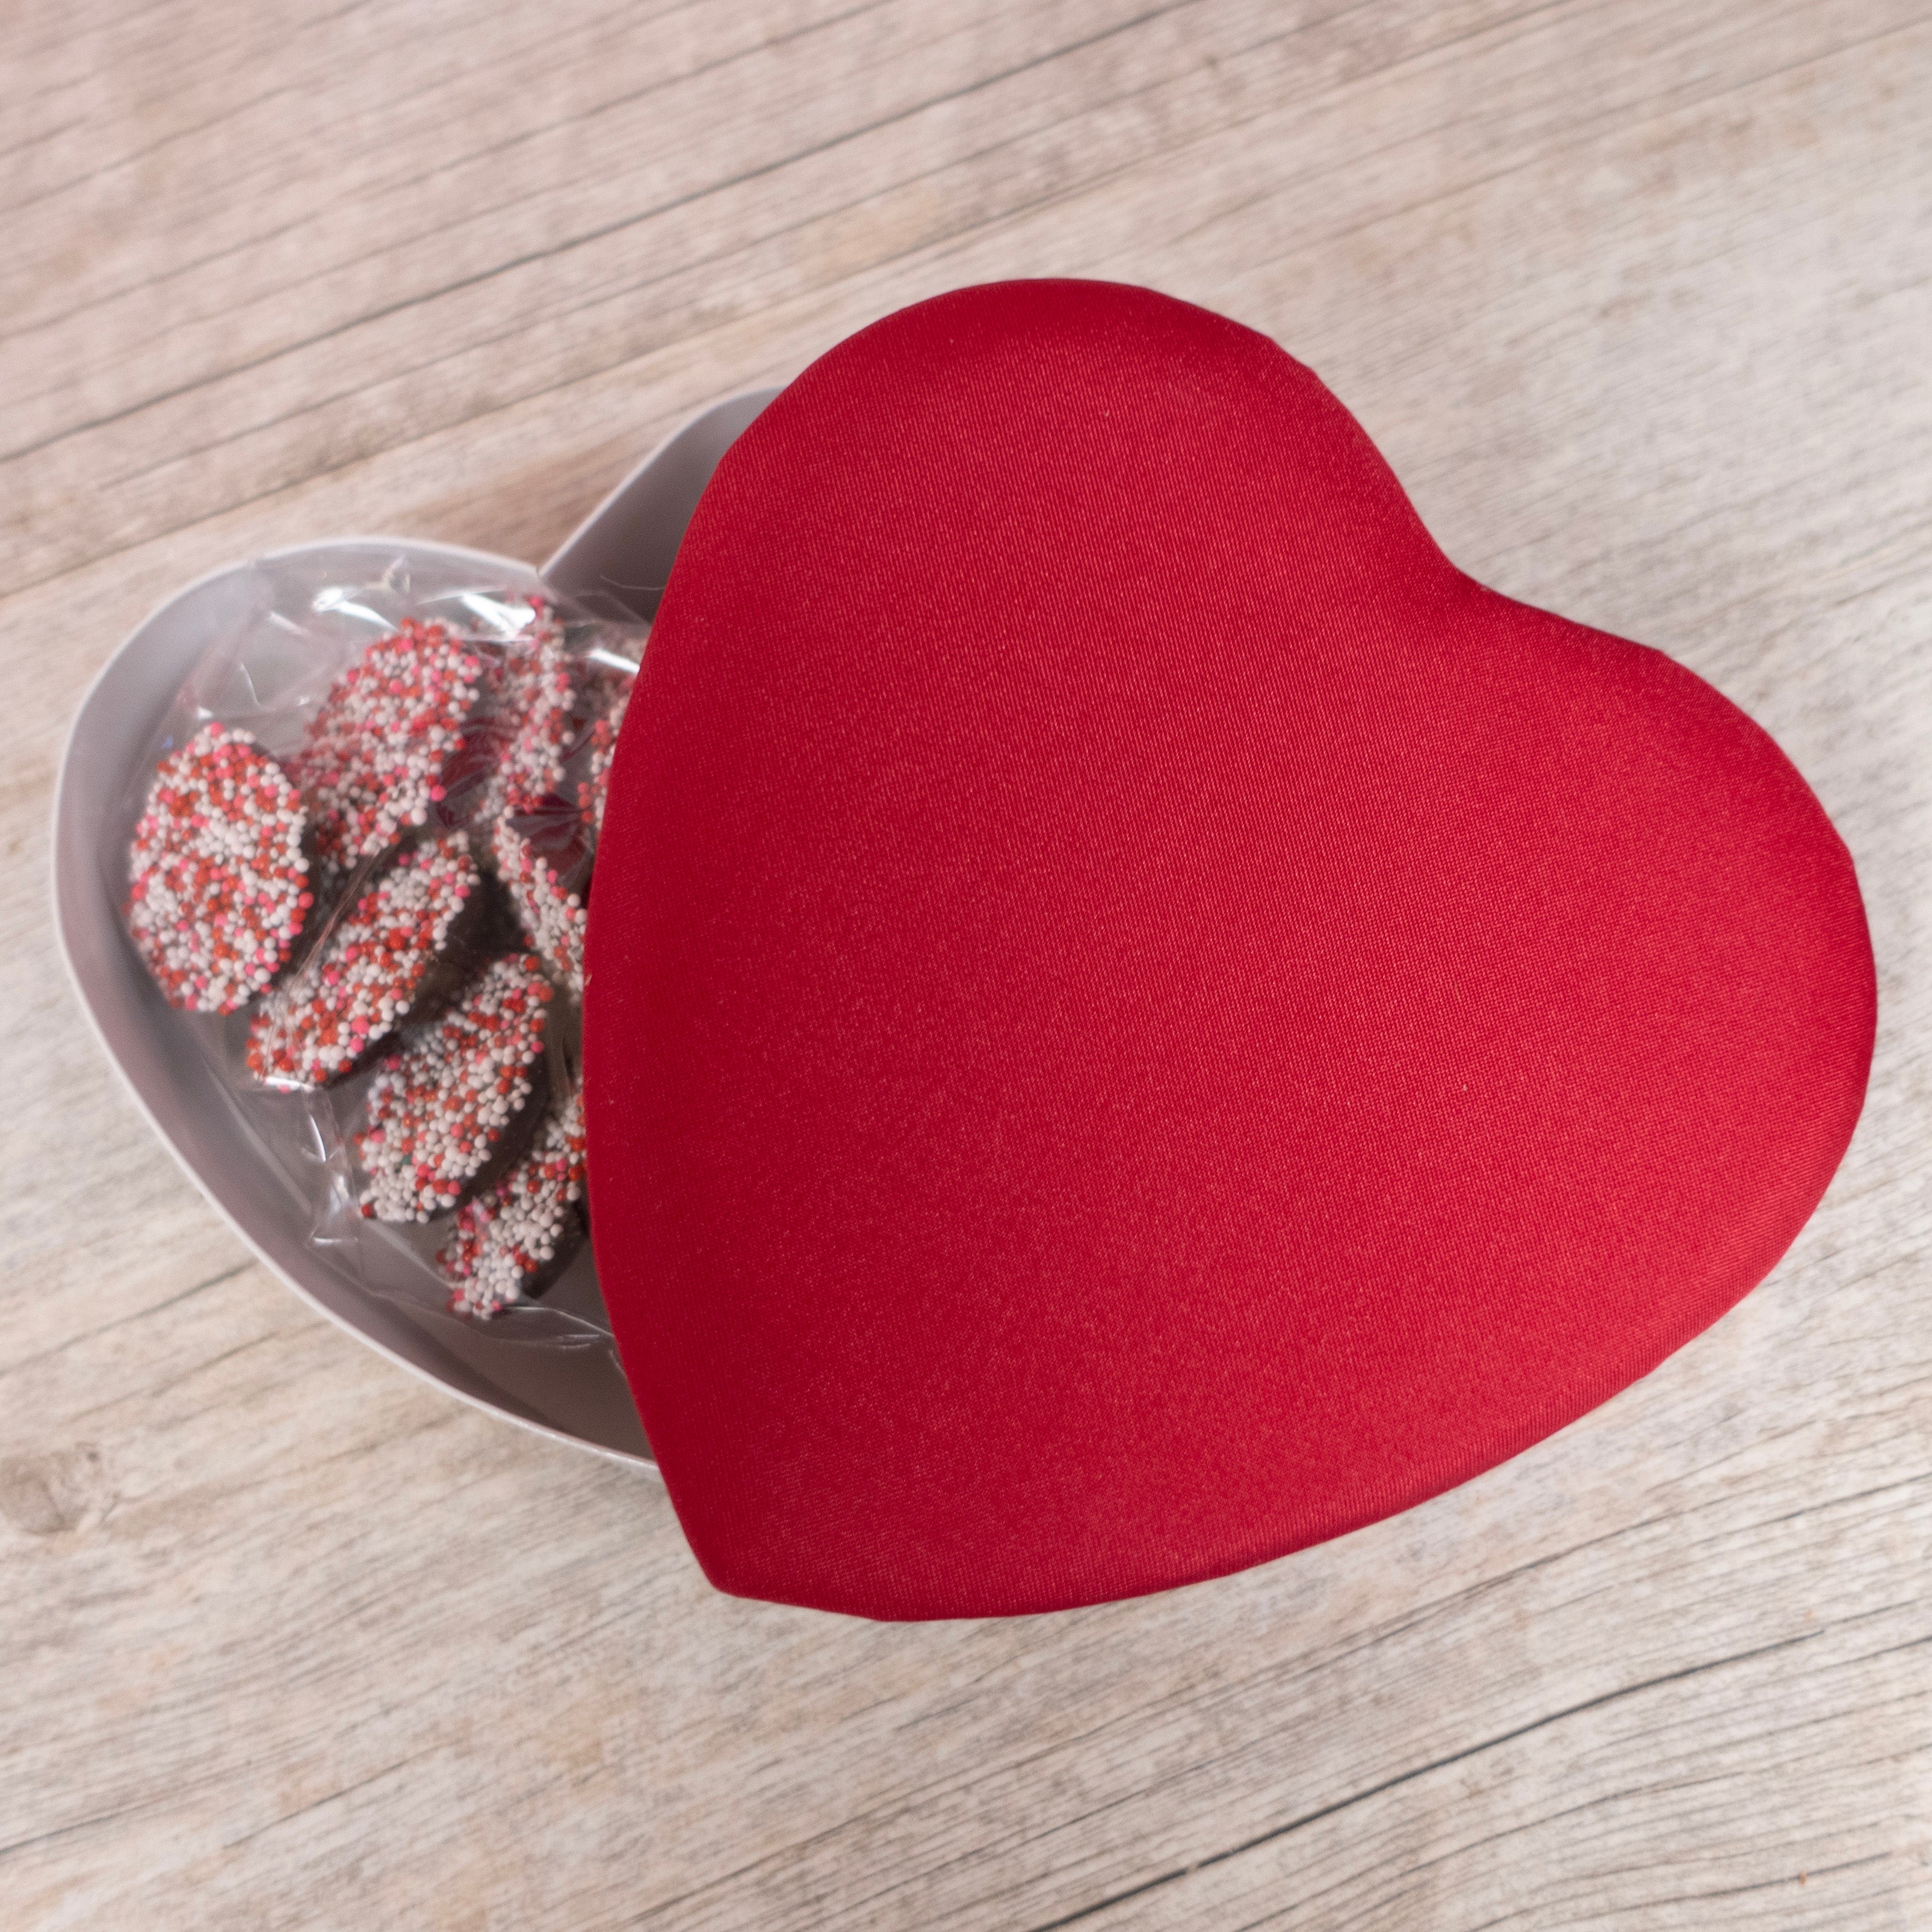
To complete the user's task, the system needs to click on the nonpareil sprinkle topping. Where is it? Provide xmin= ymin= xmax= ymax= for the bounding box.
xmin=291 ymin=619 xmax=486 ymax=875
xmin=578 ymin=687 xmax=629 ymax=837
xmin=245 ymin=835 xmax=477 ymax=1086
xmin=355 ymin=952 xmax=553 ymax=1222
xmin=494 ymin=814 xmax=587 ymax=997
xmin=477 ymin=601 xmax=578 ymax=821
xmin=439 ymin=1087 xmax=587 ymax=1316
xmin=126 ymin=721 xmax=313 ymax=1014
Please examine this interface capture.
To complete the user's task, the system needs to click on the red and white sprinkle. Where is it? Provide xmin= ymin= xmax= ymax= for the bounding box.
xmin=478 ymin=601 xmax=577 ymax=820
xmin=439 ymin=1087 xmax=587 ymax=1316
xmin=291 ymin=619 xmax=485 ymax=876
xmin=577 ymin=687 xmax=629 ymax=836
xmin=246 ymin=836 xmax=477 ymax=1086
xmin=355 ymin=953 xmax=554 ymax=1222
xmin=493 ymin=813 xmax=587 ymax=997
xmin=125 ymin=714 xmax=311 ymax=1012
xmin=125 ymin=722 xmax=312 ymax=1013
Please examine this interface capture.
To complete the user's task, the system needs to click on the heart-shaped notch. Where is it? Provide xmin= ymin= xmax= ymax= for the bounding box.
xmin=586 ymin=280 xmax=1875 ymax=1620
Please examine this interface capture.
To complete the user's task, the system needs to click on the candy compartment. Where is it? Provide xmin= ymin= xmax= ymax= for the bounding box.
xmin=101 ymin=544 xmax=642 ymax=1364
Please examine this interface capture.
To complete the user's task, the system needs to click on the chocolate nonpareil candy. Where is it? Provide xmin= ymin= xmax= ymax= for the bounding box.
xmin=125 ymin=721 xmax=312 ymax=1014
xmin=354 ymin=950 xmax=554 ymax=1224
xmin=439 ymin=1087 xmax=588 ymax=1317
xmin=246 ymin=835 xmax=482 ymax=1088
xmin=291 ymin=618 xmax=487 ymax=880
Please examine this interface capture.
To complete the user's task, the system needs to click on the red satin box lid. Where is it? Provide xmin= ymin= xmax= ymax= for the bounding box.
xmin=583 ymin=279 xmax=1875 ymax=1620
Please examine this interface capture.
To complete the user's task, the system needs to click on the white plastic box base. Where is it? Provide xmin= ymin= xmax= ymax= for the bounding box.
xmin=52 ymin=387 xmax=780 ymax=1467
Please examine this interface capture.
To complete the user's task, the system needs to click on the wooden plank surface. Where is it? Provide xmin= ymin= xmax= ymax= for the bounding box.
xmin=3 ymin=2 xmax=1928 ymax=1925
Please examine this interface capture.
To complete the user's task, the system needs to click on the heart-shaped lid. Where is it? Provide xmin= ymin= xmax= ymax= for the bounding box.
xmin=584 ymin=280 xmax=1874 ymax=1619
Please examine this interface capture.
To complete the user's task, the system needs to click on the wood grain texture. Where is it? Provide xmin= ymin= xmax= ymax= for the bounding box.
xmin=2 ymin=2 xmax=1928 ymax=1926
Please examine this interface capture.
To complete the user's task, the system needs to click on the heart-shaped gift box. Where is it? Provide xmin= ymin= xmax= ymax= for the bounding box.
xmin=586 ymin=280 xmax=1876 ymax=1618
xmin=60 ymin=281 xmax=1874 ymax=1621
